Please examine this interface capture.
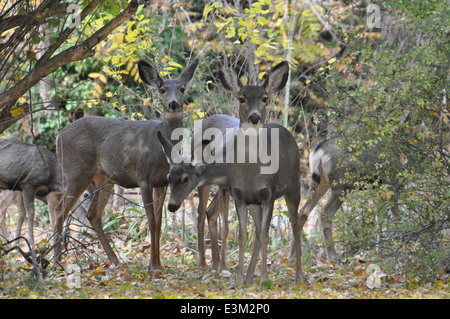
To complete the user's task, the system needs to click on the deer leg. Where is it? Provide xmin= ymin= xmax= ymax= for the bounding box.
xmin=285 ymin=191 xmax=305 ymax=283
xmin=259 ymin=202 xmax=274 ymax=284
xmin=0 ymin=191 xmax=17 ymax=240
xmin=141 ymin=184 xmax=160 ymax=271
xmin=246 ymin=205 xmax=262 ymax=284
xmin=0 ymin=202 xmax=9 ymax=240
xmin=197 ymin=185 xmax=211 ymax=268
xmin=206 ymin=194 xmax=220 ymax=271
xmin=218 ymin=188 xmax=230 ymax=272
xmin=321 ymin=188 xmax=344 ymax=263
xmin=21 ymin=186 xmax=42 ymax=280
xmin=46 ymin=191 xmax=63 ymax=230
xmin=152 ymin=187 xmax=166 ymax=269
xmin=289 ymin=183 xmax=329 ymax=261
xmin=299 ymin=183 xmax=330 ymax=230
xmin=87 ymin=176 xmax=118 ymax=265
xmin=15 ymin=193 xmax=26 ymax=239
xmin=54 ymin=176 xmax=92 ymax=262
xmin=235 ymin=201 xmax=248 ymax=287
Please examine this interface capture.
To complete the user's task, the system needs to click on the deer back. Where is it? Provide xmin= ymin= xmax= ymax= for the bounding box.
xmin=0 ymin=138 xmax=63 ymax=195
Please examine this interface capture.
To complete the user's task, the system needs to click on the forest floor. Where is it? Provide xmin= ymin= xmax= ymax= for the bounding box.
xmin=1 ymin=232 xmax=448 ymax=300
xmin=1 ymin=193 xmax=448 ymax=301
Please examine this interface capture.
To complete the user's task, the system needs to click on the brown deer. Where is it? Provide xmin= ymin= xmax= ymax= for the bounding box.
xmin=0 ymin=138 xmax=64 ymax=277
xmin=55 ymin=58 xmax=198 ymax=270
xmin=158 ymin=62 xmax=304 ymax=285
xmin=192 ymin=61 xmax=290 ymax=272
xmin=298 ymin=137 xmax=401 ymax=262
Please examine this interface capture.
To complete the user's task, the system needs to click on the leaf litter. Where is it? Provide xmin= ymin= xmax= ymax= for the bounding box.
xmin=1 ymin=230 xmax=448 ymax=299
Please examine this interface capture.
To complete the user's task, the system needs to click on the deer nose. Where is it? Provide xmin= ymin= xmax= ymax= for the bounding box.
xmin=168 ymin=101 xmax=180 ymax=111
xmin=168 ymin=203 xmax=179 ymax=212
xmin=248 ymin=114 xmax=261 ymax=125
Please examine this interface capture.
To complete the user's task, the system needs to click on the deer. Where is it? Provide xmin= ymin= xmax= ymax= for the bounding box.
xmin=193 ymin=62 xmax=290 ymax=271
xmin=0 ymin=138 xmax=64 ymax=277
xmin=158 ymin=66 xmax=304 ymax=286
xmin=191 ymin=61 xmax=290 ymax=272
xmin=298 ymin=137 xmax=401 ymax=262
xmin=54 ymin=58 xmax=199 ymax=270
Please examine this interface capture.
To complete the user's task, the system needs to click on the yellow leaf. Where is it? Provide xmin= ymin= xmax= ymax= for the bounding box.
xmin=206 ymin=80 xmax=213 ymax=93
xmin=169 ymin=61 xmax=183 ymax=68
xmin=435 ymin=280 xmax=444 ymax=290
xmin=114 ymin=33 xmax=124 ymax=44
xmin=88 ymin=73 xmax=107 ymax=84
xmin=88 ymin=72 xmax=101 ymax=79
xmin=94 ymin=83 xmax=102 ymax=95
xmin=328 ymin=57 xmax=337 ymax=64
xmin=251 ymin=37 xmax=261 ymax=45
xmin=91 ymin=267 xmax=103 ymax=276
xmin=203 ymin=4 xmax=213 ymax=20
xmin=10 ymin=106 xmax=23 ymax=117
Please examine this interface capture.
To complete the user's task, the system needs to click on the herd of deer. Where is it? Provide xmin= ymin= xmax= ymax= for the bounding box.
xmin=0 ymin=58 xmax=386 ymax=285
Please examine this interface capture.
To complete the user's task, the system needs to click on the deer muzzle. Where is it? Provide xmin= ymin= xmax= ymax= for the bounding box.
xmin=248 ymin=113 xmax=261 ymax=125
xmin=168 ymin=101 xmax=180 ymax=111
xmin=168 ymin=202 xmax=180 ymax=212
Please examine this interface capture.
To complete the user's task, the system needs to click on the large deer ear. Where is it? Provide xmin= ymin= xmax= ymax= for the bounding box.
xmin=218 ymin=68 xmax=243 ymax=95
xmin=157 ymin=131 xmax=187 ymax=165
xmin=264 ymin=61 xmax=289 ymax=95
xmin=138 ymin=61 xmax=164 ymax=88
xmin=157 ymin=131 xmax=174 ymax=164
xmin=178 ymin=58 xmax=199 ymax=85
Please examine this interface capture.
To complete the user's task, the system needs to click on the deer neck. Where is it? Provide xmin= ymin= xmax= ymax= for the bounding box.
xmin=198 ymin=163 xmax=228 ymax=187
xmin=161 ymin=111 xmax=184 ymax=144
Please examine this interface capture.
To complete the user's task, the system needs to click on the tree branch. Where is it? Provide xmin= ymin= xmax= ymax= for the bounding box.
xmin=0 ymin=0 xmax=139 ymax=133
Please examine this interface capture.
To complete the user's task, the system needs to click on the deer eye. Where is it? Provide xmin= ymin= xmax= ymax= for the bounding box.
xmin=262 ymin=97 xmax=268 ymax=103
xmin=160 ymin=87 xmax=166 ymax=94
xmin=180 ymin=87 xmax=185 ymax=93
xmin=238 ymin=97 xmax=246 ymax=103
xmin=181 ymin=176 xmax=189 ymax=184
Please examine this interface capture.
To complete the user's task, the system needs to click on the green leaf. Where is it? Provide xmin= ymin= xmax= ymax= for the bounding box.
xmin=261 ymin=280 xmax=274 ymax=289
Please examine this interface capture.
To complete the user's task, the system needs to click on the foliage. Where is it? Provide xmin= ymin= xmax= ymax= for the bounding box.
xmin=313 ymin=0 xmax=449 ymax=279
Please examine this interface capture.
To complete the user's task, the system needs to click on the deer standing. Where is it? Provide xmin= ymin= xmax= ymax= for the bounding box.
xmin=55 ymin=58 xmax=198 ymax=269
xmin=298 ymin=137 xmax=400 ymax=262
xmin=159 ymin=62 xmax=304 ymax=285
xmin=192 ymin=62 xmax=290 ymax=272
xmin=0 ymin=138 xmax=64 ymax=276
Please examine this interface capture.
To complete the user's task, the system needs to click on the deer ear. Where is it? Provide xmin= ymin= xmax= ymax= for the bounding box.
xmin=218 ymin=68 xmax=242 ymax=95
xmin=178 ymin=58 xmax=199 ymax=85
xmin=157 ymin=131 xmax=174 ymax=164
xmin=195 ymin=163 xmax=207 ymax=176
xmin=264 ymin=61 xmax=289 ymax=95
xmin=138 ymin=60 xmax=164 ymax=88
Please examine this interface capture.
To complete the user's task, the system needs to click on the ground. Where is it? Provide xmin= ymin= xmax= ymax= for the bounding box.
xmin=0 ymin=192 xmax=448 ymax=299
xmin=1 ymin=235 xmax=448 ymax=299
